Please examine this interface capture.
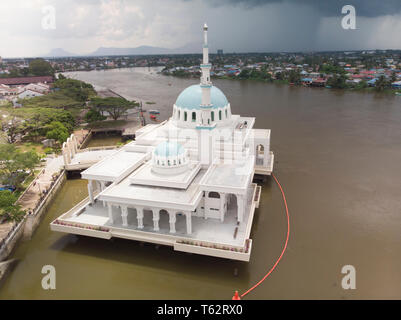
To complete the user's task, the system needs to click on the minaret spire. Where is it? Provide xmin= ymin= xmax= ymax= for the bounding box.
xmin=197 ymin=23 xmax=216 ymax=130
xmin=200 ymin=23 xmax=212 ymax=107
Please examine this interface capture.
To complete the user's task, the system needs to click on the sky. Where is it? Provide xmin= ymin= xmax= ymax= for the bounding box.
xmin=1 ymin=0 xmax=401 ymax=57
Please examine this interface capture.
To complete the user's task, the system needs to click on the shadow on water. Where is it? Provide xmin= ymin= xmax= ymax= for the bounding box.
xmin=49 ymin=232 xmax=251 ymax=287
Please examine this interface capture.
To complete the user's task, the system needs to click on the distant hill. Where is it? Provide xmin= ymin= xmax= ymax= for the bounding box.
xmin=90 ymin=46 xmax=171 ymax=56
xmin=43 ymin=48 xmax=77 ymax=57
xmin=89 ymin=42 xmax=202 ymax=56
xmin=41 ymin=42 xmax=204 ymax=58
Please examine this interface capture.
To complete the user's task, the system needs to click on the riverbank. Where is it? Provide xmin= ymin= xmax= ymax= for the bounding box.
xmin=164 ymin=73 xmax=401 ymax=95
xmin=0 ymin=129 xmax=91 ymax=279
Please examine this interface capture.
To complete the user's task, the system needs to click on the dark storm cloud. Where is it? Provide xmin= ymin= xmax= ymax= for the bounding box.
xmin=206 ymin=0 xmax=401 ymax=17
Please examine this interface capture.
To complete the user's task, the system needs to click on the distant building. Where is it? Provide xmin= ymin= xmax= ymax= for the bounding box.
xmin=17 ymin=88 xmax=44 ymax=99
xmin=392 ymin=81 xmax=401 ymax=88
xmin=0 ymin=84 xmax=18 ymax=98
xmin=217 ymin=49 xmax=223 ymax=55
xmin=0 ymin=76 xmax=54 ymax=87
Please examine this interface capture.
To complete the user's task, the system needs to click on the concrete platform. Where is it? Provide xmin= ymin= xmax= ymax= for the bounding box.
xmin=50 ymin=184 xmax=259 ymax=261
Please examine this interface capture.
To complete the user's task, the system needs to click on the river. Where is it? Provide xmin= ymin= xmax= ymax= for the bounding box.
xmin=0 ymin=67 xmax=400 ymax=299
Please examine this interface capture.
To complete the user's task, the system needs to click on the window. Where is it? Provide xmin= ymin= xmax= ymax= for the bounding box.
xmin=192 ymin=112 xmax=196 ymax=122
xmin=184 ymin=112 xmax=187 ymax=121
xmin=225 ymin=109 xmax=228 ymax=118
xmin=209 ymin=192 xmax=220 ymax=199
xmin=219 ymin=110 xmax=222 ymax=120
xmin=211 ymin=111 xmax=215 ymax=122
xmin=178 ymin=110 xmax=181 ymax=120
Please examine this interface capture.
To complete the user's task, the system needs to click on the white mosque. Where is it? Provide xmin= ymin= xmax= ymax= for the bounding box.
xmin=51 ymin=24 xmax=274 ymax=262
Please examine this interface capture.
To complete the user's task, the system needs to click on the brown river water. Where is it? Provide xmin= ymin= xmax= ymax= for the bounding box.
xmin=0 ymin=67 xmax=400 ymax=299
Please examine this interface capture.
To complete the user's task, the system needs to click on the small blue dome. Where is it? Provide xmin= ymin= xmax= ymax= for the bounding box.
xmin=154 ymin=141 xmax=184 ymax=157
xmin=175 ymin=85 xmax=229 ymax=110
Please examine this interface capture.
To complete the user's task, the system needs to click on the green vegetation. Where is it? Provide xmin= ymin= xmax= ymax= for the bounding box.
xmin=20 ymin=91 xmax=83 ymax=109
xmin=0 ymin=58 xmax=54 ymax=78
xmin=53 ymin=77 xmax=96 ymax=102
xmin=0 ymin=190 xmax=25 ymax=222
xmin=238 ymin=69 xmax=272 ymax=81
xmin=319 ymin=64 xmax=346 ymax=75
xmin=375 ymin=75 xmax=392 ymax=92
xmin=287 ymin=70 xmax=301 ymax=85
xmin=171 ymin=69 xmax=192 ymax=77
xmin=354 ymin=80 xmax=368 ymax=90
xmin=0 ymin=77 xmax=98 ymax=147
xmin=20 ymin=78 xmax=96 ymax=110
xmin=45 ymin=121 xmax=70 ymax=144
xmin=29 ymin=58 xmax=54 ymax=76
xmin=90 ymin=97 xmax=139 ymax=121
xmin=1 ymin=107 xmax=75 ymax=144
xmin=84 ymin=109 xmax=107 ymax=123
xmin=0 ymin=144 xmax=40 ymax=191
xmin=326 ymin=74 xmax=348 ymax=89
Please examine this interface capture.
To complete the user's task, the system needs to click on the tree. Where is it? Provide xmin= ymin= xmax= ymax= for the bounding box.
xmin=0 ymin=144 xmax=40 ymax=190
xmin=288 ymin=70 xmax=301 ymax=85
xmin=84 ymin=109 xmax=107 ymax=123
xmin=327 ymin=74 xmax=347 ymax=89
xmin=16 ymin=108 xmax=75 ymax=141
xmin=375 ymin=75 xmax=390 ymax=91
xmin=45 ymin=121 xmax=69 ymax=144
xmin=90 ymin=97 xmax=139 ymax=121
xmin=1 ymin=117 xmax=23 ymax=143
xmin=391 ymin=71 xmax=397 ymax=83
xmin=238 ymin=69 xmax=250 ymax=79
xmin=53 ymin=78 xmax=96 ymax=102
xmin=0 ymin=190 xmax=25 ymax=222
xmin=355 ymin=80 xmax=368 ymax=90
xmin=275 ymin=72 xmax=283 ymax=80
xmin=29 ymin=58 xmax=54 ymax=76
xmin=0 ymin=190 xmax=17 ymax=208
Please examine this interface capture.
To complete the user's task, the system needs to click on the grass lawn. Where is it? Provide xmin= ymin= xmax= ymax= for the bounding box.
xmin=15 ymin=142 xmax=47 ymax=155
xmin=20 ymin=92 xmax=84 ymax=109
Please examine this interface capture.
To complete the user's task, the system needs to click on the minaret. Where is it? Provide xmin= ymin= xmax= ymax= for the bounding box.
xmin=197 ymin=24 xmax=215 ymax=165
xmin=198 ymin=23 xmax=215 ymax=129
xmin=200 ymin=23 xmax=212 ymax=105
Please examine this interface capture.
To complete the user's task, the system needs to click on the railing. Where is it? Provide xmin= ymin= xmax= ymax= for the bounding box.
xmin=175 ymin=238 xmax=250 ymax=254
xmin=28 ymin=171 xmax=65 ymax=217
xmin=16 ymin=166 xmax=48 ymax=206
xmin=0 ymin=222 xmax=19 ymax=252
xmin=78 ymin=146 xmax=120 ymax=153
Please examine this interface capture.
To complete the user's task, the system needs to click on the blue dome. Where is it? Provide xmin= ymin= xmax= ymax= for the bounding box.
xmin=175 ymin=85 xmax=229 ymax=110
xmin=154 ymin=141 xmax=184 ymax=157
